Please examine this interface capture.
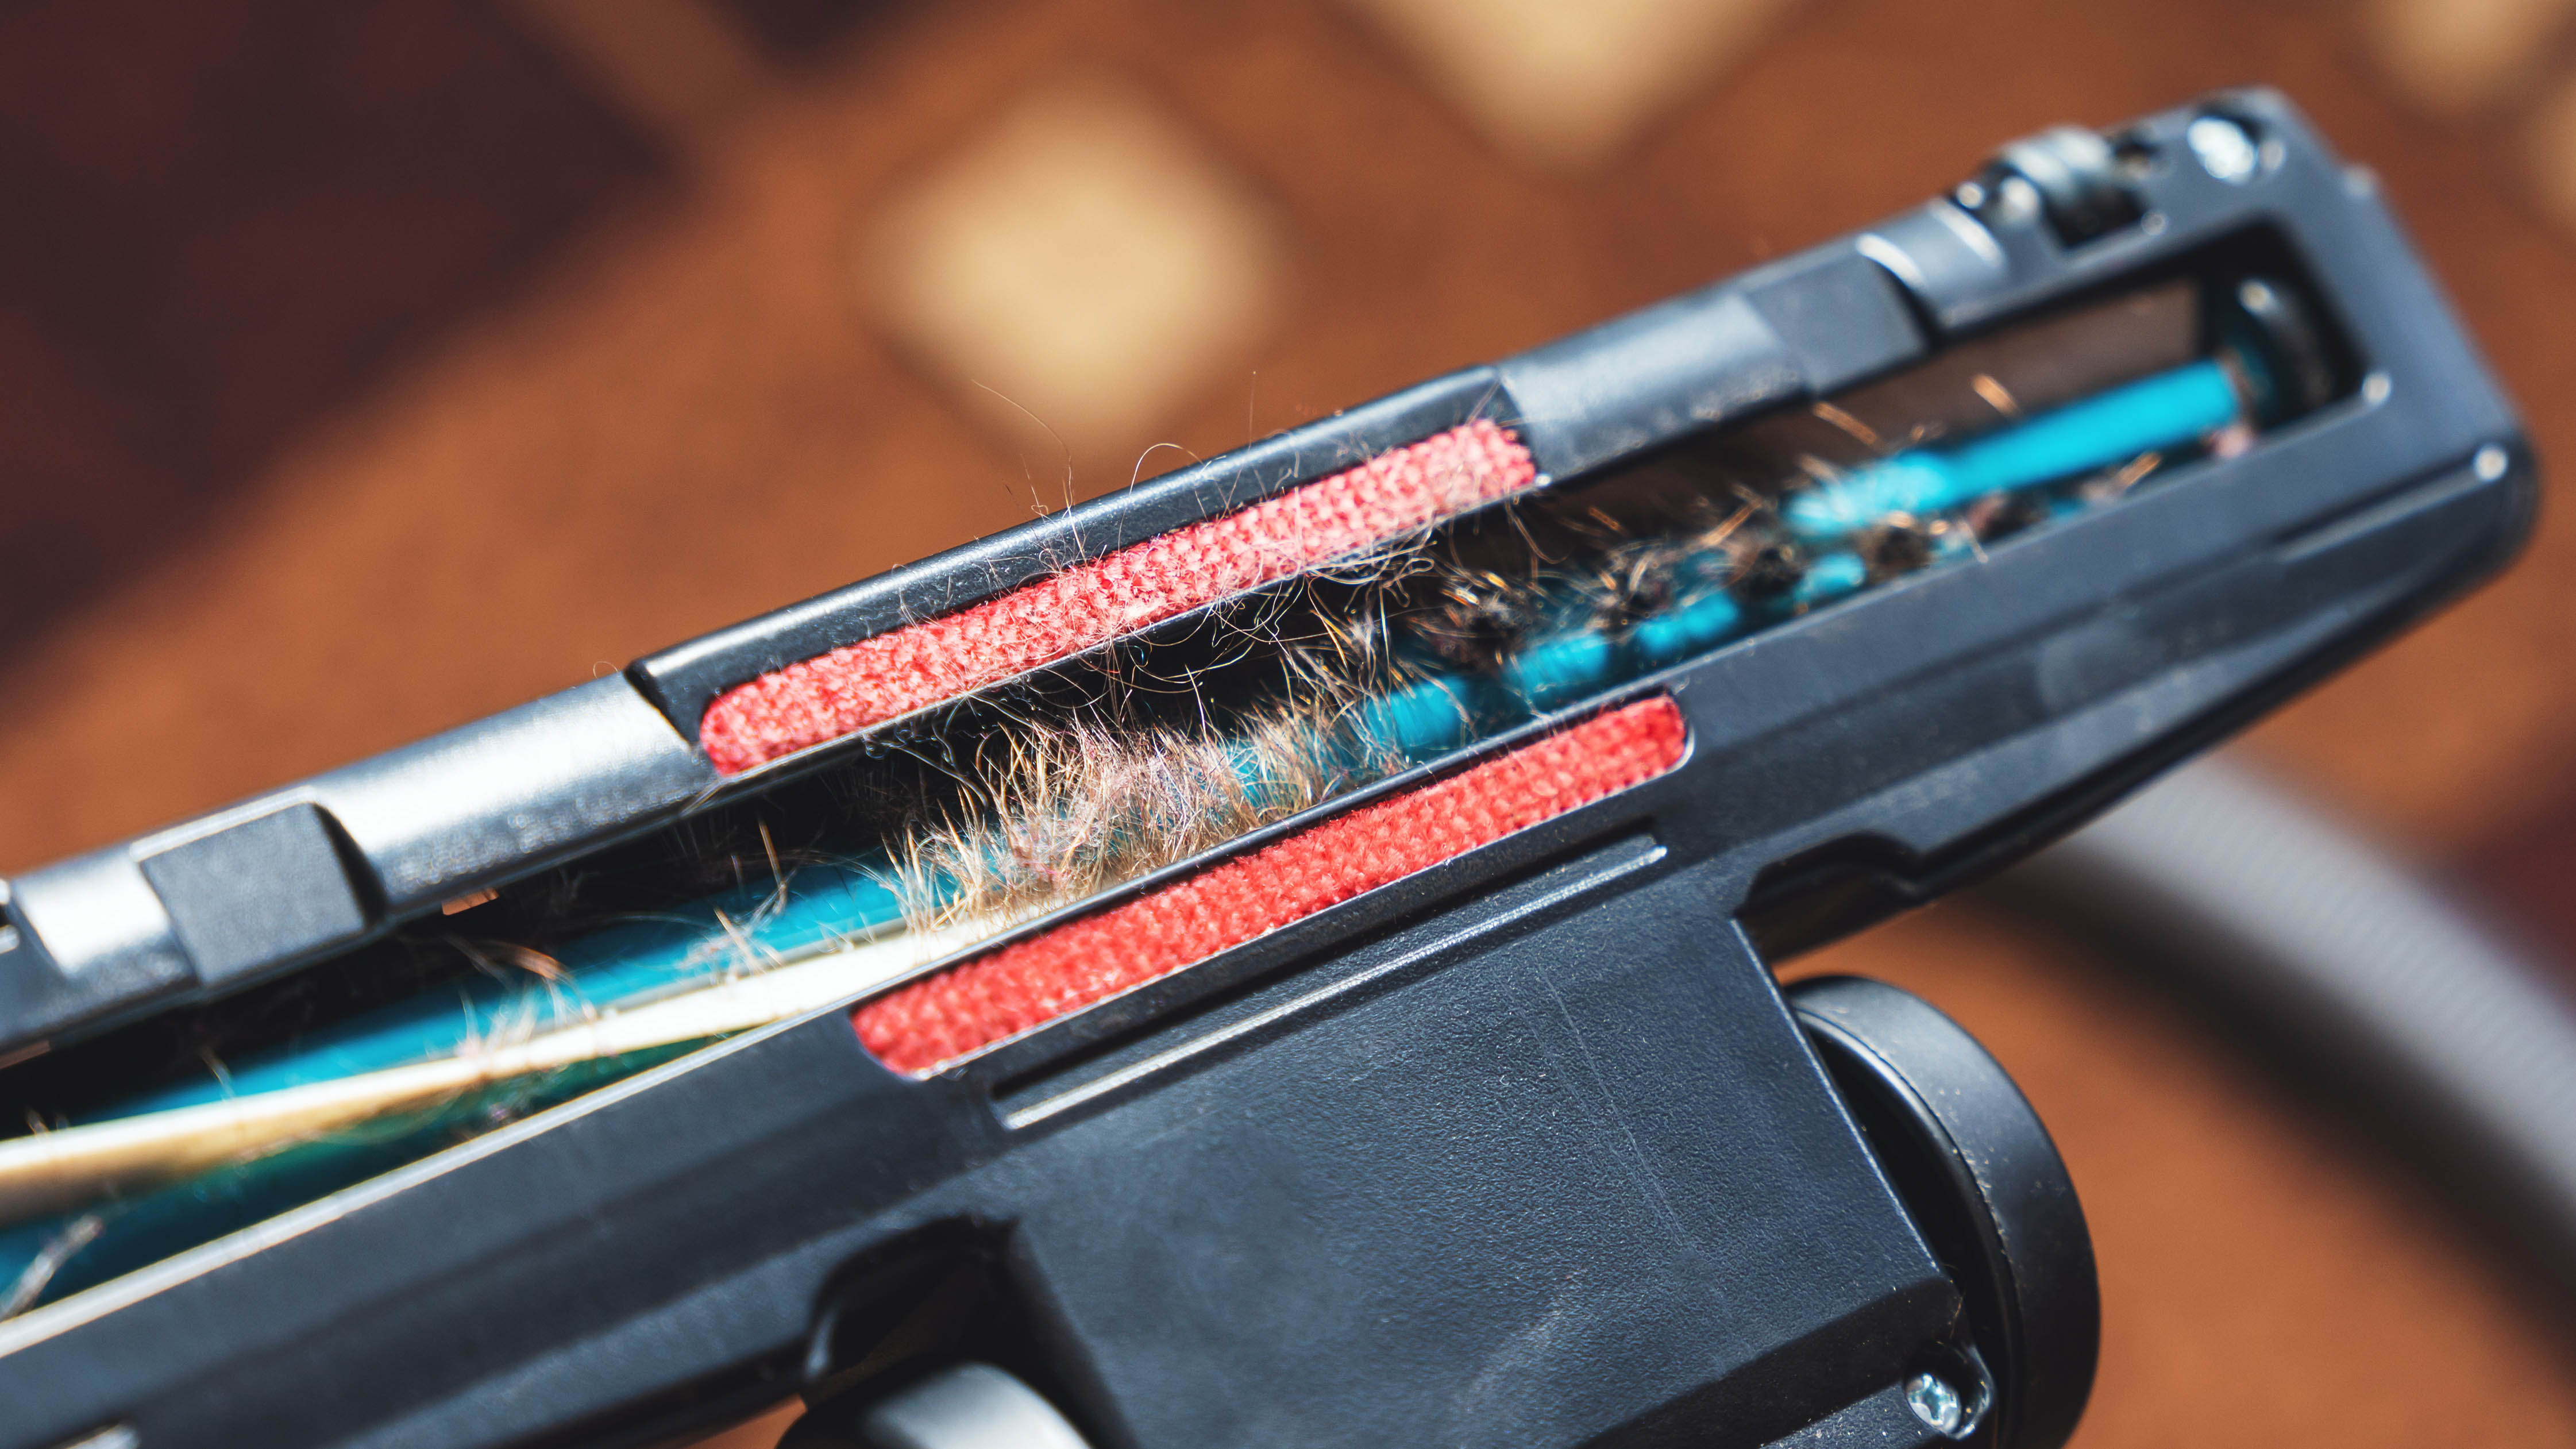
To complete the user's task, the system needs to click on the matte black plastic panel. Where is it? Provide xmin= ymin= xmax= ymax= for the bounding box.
xmin=138 ymin=804 xmax=365 ymax=988
xmin=1742 ymin=244 xmax=1929 ymax=394
xmin=1502 ymin=236 xmax=1929 ymax=482
xmin=1761 ymin=1384 xmax=1945 ymax=1448
xmin=1499 ymin=287 xmax=1800 ymax=480
xmin=0 ymin=853 xmax=192 ymax=1047
xmin=314 ymin=674 xmax=715 ymax=912
xmin=998 ymin=871 xmax=1949 ymax=1448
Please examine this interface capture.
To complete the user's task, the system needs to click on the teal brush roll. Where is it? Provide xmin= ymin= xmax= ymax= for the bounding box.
xmin=1785 ymin=359 xmax=2241 ymax=542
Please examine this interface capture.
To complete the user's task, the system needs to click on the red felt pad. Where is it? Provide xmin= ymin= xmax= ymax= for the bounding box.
xmin=699 ymin=420 xmax=1538 ymax=774
xmin=853 ymin=695 xmax=1689 ymax=1076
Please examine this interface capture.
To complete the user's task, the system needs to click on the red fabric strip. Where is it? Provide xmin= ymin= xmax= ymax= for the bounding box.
xmin=853 ymin=695 xmax=1688 ymax=1076
xmin=699 ymin=421 xmax=1538 ymax=774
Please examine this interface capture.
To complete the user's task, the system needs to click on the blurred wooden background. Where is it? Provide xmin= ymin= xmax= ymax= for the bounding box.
xmin=4 ymin=0 xmax=2575 ymax=1441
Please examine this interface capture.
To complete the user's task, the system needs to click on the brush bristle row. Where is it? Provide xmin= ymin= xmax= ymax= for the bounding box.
xmin=854 ymin=695 xmax=1688 ymax=1075
xmin=699 ymin=420 xmax=1537 ymax=773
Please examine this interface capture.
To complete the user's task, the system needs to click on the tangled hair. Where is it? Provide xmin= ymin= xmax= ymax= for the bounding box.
xmin=888 ymin=661 xmax=1397 ymax=936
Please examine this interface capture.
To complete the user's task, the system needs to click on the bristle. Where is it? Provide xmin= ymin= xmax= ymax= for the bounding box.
xmin=1971 ymin=373 xmax=2023 ymax=419
xmin=889 ymin=669 xmax=1386 ymax=937
xmin=699 ymin=420 xmax=1538 ymax=773
xmin=854 ymin=695 xmax=1691 ymax=1076
xmin=2 ymin=1215 xmax=100 ymax=1319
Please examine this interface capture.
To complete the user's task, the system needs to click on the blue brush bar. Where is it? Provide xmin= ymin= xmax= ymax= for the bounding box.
xmin=93 ymin=865 xmax=908 ymax=1120
xmin=1785 ymin=359 xmax=2242 ymax=541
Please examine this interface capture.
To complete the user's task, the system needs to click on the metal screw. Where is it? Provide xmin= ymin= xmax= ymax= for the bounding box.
xmin=1904 ymin=1373 xmax=1965 ymax=1435
xmin=2361 ymin=371 xmax=2392 ymax=406
xmin=2186 ymin=114 xmax=2261 ymax=184
xmin=2476 ymin=444 xmax=2510 ymax=481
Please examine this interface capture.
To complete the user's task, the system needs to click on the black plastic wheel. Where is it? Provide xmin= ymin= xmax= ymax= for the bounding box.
xmin=1788 ymin=976 xmax=2099 ymax=1449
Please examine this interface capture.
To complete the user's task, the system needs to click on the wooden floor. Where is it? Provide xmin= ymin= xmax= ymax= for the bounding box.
xmin=5 ymin=0 xmax=2575 ymax=1441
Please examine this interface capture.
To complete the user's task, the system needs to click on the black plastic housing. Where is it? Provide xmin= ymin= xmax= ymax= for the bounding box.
xmin=0 ymin=90 xmax=2533 ymax=1449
